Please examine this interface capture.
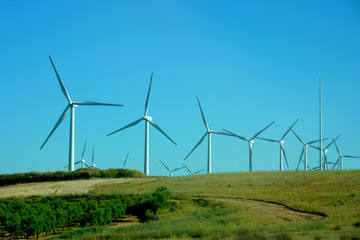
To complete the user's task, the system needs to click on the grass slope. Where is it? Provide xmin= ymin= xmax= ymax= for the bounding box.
xmin=48 ymin=170 xmax=360 ymax=240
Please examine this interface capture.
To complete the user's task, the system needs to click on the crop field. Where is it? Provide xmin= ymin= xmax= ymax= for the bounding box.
xmin=1 ymin=170 xmax=360 ymax=239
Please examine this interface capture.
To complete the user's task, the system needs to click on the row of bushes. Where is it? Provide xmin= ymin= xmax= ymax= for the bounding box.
xmin=0 ymin=168 xmax=145 ymax=186
xmin=0 ymin=186 xmax=170 ymax=239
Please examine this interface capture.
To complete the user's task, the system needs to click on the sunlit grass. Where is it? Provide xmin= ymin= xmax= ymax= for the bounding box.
xmin=49 ymin=170 xmax=360 ymax=239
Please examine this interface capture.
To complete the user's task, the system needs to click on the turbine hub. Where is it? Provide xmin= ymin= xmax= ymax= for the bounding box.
xmin=145 ymin=116 xmax=153 ymax=121
xmin=324 ymin=149 xmax=328 ymax=153
xmin=305 ymin=144 xmax=309 ymax=147
xmin=280 ymin=140 xmax=284 ymax=144
xmin=250 ymin=140 xmax=254 ymax=144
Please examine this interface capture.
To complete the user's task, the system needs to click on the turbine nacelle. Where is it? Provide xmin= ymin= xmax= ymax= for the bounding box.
xmin=144 ymin=116 xmax=153 ymax=121
xmin=280 ymin=140 xmax=284 ymax=144
xmin=250 ymin=139 xmax=254 ymax=144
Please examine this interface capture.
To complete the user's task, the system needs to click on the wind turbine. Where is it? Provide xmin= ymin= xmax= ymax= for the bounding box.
xmin=65 ymin=141 xmax=90 ymax=169
xmin=159 ymin=161 xmax=184 ymax=177
xmin=184 ymin=97 xmax=229 ymax=174
xmin=183 ymin=164 xmax=206 ymax=175
xmin=40 ymin=56 xmax=123 ymax=171
xmin=74 ymin=141 xmax=90 ymax=169
xmin=310 ymin=135 xmax=341 ymax=170
xmin=332 ymin=138 xmax=360 ymax=170
xmin=107 ymin=73 xmax=177 ymax=176
xmin=223 ymin=121 xmax=275 ymax=172
xmin=291 ymin=129 xmax=328 ymax=171
xmin=122 ymin=152 xmax=129 ymax=169
xmin=90 ymin=147 xmax=96 ymax=168
xmin=256 ymin=120 xmax=298 ymax=171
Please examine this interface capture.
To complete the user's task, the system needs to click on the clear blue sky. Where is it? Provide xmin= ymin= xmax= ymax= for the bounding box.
xmin=1 ymin=0 xmax=359 ymax=176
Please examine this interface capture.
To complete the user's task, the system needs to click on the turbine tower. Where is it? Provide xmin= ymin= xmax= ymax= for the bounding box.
xmin=90 ymin=147 xmax=96 ymax=168
xmin=310 ymin=135 xmax=341 ymax=170
xmin=256 ymin=120 xmax=298 ymax=171
xmin=40 ymin=57 xmax=123 ymax=171
xmin=291 ymin=129 xmax=327 ymax=171
xmin=223 ymin=121 xmax=275 ymax=172
xmin=184 ymin=97 xmax=229 ymax=174
xmin=319 ymin=75 xmax=323 ymax=170
xmin=107 ymin=73 xmax=177 ymax=176
xmin=332 ymin=138 xmax=360 ymax=170
xmin=159 ymin=160 xmax=184 ymax=177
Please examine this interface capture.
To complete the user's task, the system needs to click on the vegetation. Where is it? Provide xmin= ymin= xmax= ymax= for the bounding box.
xmin=1 ymin=170 xmax=360 ymax=239
xmin=0 ymin=168 xmax=145 ymax=186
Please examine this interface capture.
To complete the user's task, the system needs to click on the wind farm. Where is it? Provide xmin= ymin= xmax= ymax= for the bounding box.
xmin=1 ymin=1 xmax=360 ymax=239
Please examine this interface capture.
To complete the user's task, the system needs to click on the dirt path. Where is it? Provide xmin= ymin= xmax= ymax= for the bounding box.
xmin=208 ymin=197 xmax=325 ymax=221
xmin=0 ymin=178 xmax=149 ymax=197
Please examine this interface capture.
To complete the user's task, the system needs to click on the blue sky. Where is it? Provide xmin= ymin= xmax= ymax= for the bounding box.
xmin=1 ymin=1 xmax=359 ymax=176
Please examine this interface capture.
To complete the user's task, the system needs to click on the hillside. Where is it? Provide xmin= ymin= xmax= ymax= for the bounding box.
xmin=1 ymin=170 xmax=359 ymax=239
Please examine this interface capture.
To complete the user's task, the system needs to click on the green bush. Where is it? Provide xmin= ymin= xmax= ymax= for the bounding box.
xmin=0 ymin=168 xmax=145 ymax=186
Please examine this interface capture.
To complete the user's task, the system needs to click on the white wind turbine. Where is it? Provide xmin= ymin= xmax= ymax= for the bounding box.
xmin=291 ymin=129 xmax=327 ymax=171
xmin=159 ymin=161 xmax=184 ymax=177
xmin=256 ymin=120 xmax=298 ymax=171
xmin=184 ymin=97 xmax=229 ymax=174
xmin=65 ymin=141 xmax=90 ymax=169
xmin=107 ymin=73 xmax=177 ymax=176
xmin=90 ymin=147 xmax=96 ymax=168
xmin=223 ymin=121 xmax=275 ymax=172
xmin=183 ymin=164 xmax=206 ymax=175
xmin=332 ymin=138 xmax=360 ymax=170
xmin=310 ymin=135 xmax=341 ymax=170
xmin=122 ymin=152 xmax=129 ymax=169
xmin=40 ymin=57 xmax=123 ymax=171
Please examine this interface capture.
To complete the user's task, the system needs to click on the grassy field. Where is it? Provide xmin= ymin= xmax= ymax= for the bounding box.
xmin=42 ymin=170 xmax=360 ymax=239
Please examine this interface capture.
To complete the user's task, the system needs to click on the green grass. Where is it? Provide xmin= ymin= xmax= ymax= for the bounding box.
xmin=12 ymin=170 xmax=360 ymax=239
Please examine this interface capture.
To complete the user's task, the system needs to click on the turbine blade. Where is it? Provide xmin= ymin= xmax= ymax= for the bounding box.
xmin=49 ymin=56 xmax=71 ymax=103
xmin=281 ymin=145 xmax=289 ymax=169
xmin=290 ymin=129 xmax=304 ymax=145
xmin=196 ymin=97 xmax=209 ymax=130
xmin=84 ymin=163 xmax=90 ymax=168
xmin=40 ymin=105 xmax=70 ymax=150
xmin=326 ymin=135 xmax=341 ymax=149
xmin=333 ymin=138 xmax=341 ymax=156
xmin=148 ymin=119 xmax=177 ymax=145
xmin=307 ymin=138 xmax=328 ymax=145
xmin=194 ymin=169 xmax=206 ymax=175
xmin=184 ymin=132 xmax=208 ymax=160
xmin=81 ymin=141 xmax=87 ymax=160
xmin=107 ymin=118 xmax=143 ymax=136
xmin=296 ymin=148 xmax=304 ymax=170
xmin=332 ymin=157 xmax=341 ymax=170
xmin=182 ymin=164 xmax=193 ymax=175
xmin=160 ymin=160 xmax=171 ymax=172
xmin=74 ymin=160 xmax=82 ymax=164
xmin=172 ymin=167 xmax=184 ymax=172
xmin=211 ymin=130 xmax=232 ymax=136
xmin=343 ymin=155 xmax=360 ymax=158
xmin=144 ymin=73 xmax=153 ymax=116
xmin=309 ymin=145 xmax=320 ymax=150
xmin=256 ymin=137 xmax=278 ymax=143
xmin=222 ymin=129 xmax=247 ymax=141
xmin=74 ymin=101 xmax=123 ymax=107
xmin=123 ymin=152 xmax=129 ymax=168
xmin=281 ymin=119 xmax=298 ymax=140
xmin=251 ymin=121 xmax=275 ymax=140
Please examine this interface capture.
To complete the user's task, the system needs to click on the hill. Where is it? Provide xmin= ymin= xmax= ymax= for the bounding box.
xmin=1 ymin=170 xmax=359 ymax=239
